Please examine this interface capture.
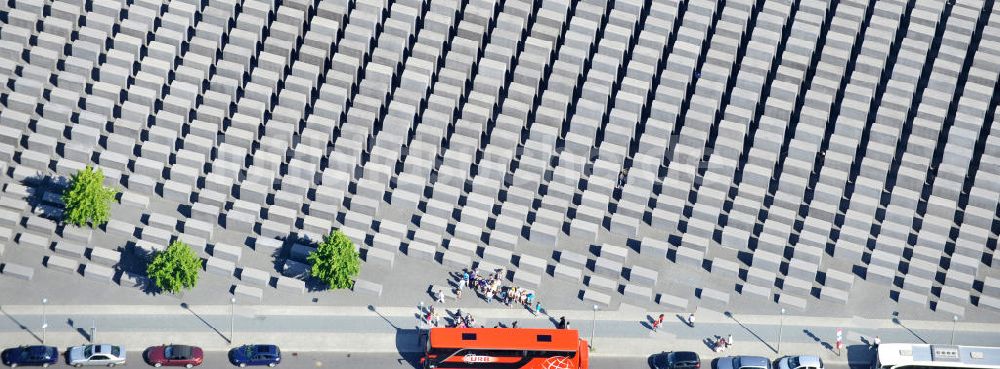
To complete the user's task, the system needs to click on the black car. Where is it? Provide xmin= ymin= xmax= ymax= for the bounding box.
xmin=653 ymin=351 xmax=701 ymax=369
xmin=1 ymin=345 xmax=59 ymax=367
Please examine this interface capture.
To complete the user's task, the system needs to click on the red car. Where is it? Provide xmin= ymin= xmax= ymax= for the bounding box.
xmin=146 ymin=345 xmax=204 ymax=368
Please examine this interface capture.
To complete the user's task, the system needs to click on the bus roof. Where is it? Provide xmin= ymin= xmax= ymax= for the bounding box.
xmin=878 ymin=343 xmax=1000 ymax=368
xmin=428 ymin=328 xmax=579 ymax=351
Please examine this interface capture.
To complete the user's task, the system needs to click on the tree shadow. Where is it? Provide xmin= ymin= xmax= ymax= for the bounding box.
xmin=21 ymin=173 xmax=69 ymax=221
xmin=0 ymin=306 xmax=42 ymax=343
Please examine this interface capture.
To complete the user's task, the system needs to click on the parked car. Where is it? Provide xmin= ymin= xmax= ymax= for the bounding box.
xmin=229 ymin=344 xmax=281 ymax=367
xmin=67 ymin=344 xmax=127 ymax=367
xmin=1 ymin=345 xmax=58 ymax=367
xmin=718 ymin=356 xmax=773 ymax=369
xmin=653 ymin=351 xmax=701 ymax=369
xmin=777 ymin=356 xmax=824 ymax=369
xmin=146 ymin=345 xmax=204 ymax=368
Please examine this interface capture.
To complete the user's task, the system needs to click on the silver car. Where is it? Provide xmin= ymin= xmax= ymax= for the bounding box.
xmin=777 ymin=356 xmax=824 ymax=369
xmin=67 ymin=344 xmax=126 ymax=367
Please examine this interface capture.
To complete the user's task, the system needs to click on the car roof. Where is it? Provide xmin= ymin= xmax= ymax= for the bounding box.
xmin=26 ymin=346 xmax=49 ymax=355
xmin=737 ymin=356 xmax=771 ymax=368
xmin=255 ymin=345 xmax=277 ymax=353
xmin=793 ymin=356 xmax=822 ymax=367
xmin=672 ymin=351 xmax=700 ymax=361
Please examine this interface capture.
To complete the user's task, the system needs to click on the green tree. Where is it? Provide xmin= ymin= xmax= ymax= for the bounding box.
xmin=62 ymin=166 xmax=118 ymax=227
xmin=307 ymin=230 xmax=361 ymax=289
xmin=147 ymin=240 xmax=201 ymax=294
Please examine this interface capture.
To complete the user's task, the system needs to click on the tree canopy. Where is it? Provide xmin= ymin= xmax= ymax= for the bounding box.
xmin=307 ymin=230 xmax=361 ymax=290
xmin=147 ymin=240 xmax=201 ymax=294
xmin=62 ymin=166 xmax=118 ymax=227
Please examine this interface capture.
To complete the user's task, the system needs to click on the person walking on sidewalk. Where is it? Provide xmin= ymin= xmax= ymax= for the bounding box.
xmin=558 ymin=316 xmax=568 ymax=329
xmin=873 ymin=336 xmax=881 ymax=349
xmin=688 ymin=313 xmax=696 ymax=327
xmin=436 ymin=289 xmax=445 ymax=303
xmin=726 ymin=334 xmax=733 ymax=348
xmin=534 ymin=301 xmax=543 ymax=315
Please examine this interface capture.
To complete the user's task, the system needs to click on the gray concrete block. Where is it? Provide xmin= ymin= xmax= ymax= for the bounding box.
xmin=234 ymin=284 xmax=264 ymax=302
xmin=442 ymin=250 xmax=472 ymax=270
xmin=162 ymin=180 xmax=193 ymax=203
xmin=406 ymin=241 xmax=437 ymax=260
xmin=88 ymin=247 xmax=121 ymax=266
xmin=183 ymin=218 xmax=215 ymax=240
xmin=582 ymin=289 xmax=611 ymax=307
xmin=276 ymin=276 xmax=306 ymax=294
xmin=628 ymin=265 xmax=657 ymax=287
xmin=657 ymin=292 xmax=690 ymax=311
xmin=26 ymin=216 xmax=57 ymax=234
xmin=624 ymin=284 xmax=654 ymax=302
xmin=1 ymin=263 xmax=34 ymax=280
xmin=778 ymin=293 xmax=807 ymax=311
xmin=255 ymin=238 xmax=283 ymax=254
xmin=594 ymin=257 xmax=623 ymax=278
xmin=212 ymin=243 xmax=243 ymax=263
xmin=353 ymin=279 xmax=383 ymax=296
xmin=557 ymin=250 xmax=589 ymax=269
xmin=482 ymin=246 xmax=513 ymax=265
xmin=699 ymin=287 xmax=730 ymax=306
xmin=513 ymin=269 xmax=541 ymax=288
xmin=517 ymin=254 xmax=547 ymax=273
xmin=364 ymin=247 xmax=395 ymax=268
xmin=84 ymin=263 xmax=115 ymax=284
xmin=105 ymin=219 xmax=136 ymax=238
xmin=45 ymin=255 xmax=78 ymax=274
xmin=587 ymin=275 xmax=618 ymax=292
xmin=18 ymin=232 xmax=50 ymax=248
xmin=206 ymin=257 xmax=236 ymax=277
xmin=240 ymin=267 xmax=271 ymax=287
xmin=54 ymin=241 xmax=86 ymax=258
xmin=282 ymin=259 xmax=310 ymax=278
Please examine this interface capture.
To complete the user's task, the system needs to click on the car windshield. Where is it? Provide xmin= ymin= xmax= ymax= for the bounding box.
xmin=655 ymin=354 xmax=669 ymax=367
xmin=789 ymin=358 xmax=800 ymax=369
xmin=164 ymin=346 xmax=172 ymax=358
xmin=245 ymin=346 xmax=255 ymax=355
xmin=84 ymin=345 xmax=94 ymax=358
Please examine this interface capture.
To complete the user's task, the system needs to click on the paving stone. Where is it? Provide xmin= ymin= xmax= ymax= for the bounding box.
xmin=45 ymin=255 xmax=79 ymax=274
xmin=234 ymin=284 xmax=264 ymax=302
xmin=84 ymin=263 xmax=115 ymax=284
xmin=1 ymin=263 xmax=34 ymax=280
xmin=353 ymin=279 xmax=383 ymax=296
xmin=240 ymin=267 xmax=271 ymax=287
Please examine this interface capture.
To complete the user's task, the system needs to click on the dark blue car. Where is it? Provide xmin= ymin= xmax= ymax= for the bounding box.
xmin=1 ymin=345 xmax=58 ymax=367
xmin=229 ymin=345 xmax=280 ymax=367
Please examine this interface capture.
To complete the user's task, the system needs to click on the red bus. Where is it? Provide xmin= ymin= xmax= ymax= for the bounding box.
xmin=421 ymin=327 xmax=589 ymax=369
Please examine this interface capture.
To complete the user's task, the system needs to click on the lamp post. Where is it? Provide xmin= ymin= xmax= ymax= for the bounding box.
xmin=41 ymin=298 xmax=48 ymax=344
xmin=778 ymin=308 xmax=786 ymax=355
xmin=951 ymin=315 xmax=958 ymax=345
xmin=91 ymin=319 xmax=96 ymax=343
xmin=230 ymin=297 xmax=236 ymax=345
xmin=590 ymin=305 xmax=598 ymax=350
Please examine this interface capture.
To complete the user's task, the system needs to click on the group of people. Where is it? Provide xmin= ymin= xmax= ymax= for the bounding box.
xmin=713 ymin=334 xmax=733 ymax=352
xmin=460 ymin=267 xmax=542 ymax=313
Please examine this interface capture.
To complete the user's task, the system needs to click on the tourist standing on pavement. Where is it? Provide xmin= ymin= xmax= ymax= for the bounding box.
xmin=873 ymin=336 xmax=881 ymax=349
xmin=727 ymin=334 xmax=733 ymax=348
xmin=688 ymin=313 xmax=696 ymax=327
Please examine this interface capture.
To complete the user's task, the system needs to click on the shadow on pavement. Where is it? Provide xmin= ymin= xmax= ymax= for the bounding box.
xmin=0 ymin=306 xmax=42 ymax=343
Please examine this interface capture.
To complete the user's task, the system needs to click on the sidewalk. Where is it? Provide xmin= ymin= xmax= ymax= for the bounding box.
xmin=2 ymin=304 xmax=997 ymax=364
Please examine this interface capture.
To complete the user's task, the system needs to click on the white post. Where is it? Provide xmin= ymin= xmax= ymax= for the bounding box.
xmin=951 ymin=316 xmax=958 ymax=345
xmin=41 ymin=298 xmax=48 ymax=344
xmin=590 ymin=305 xmax=598 ymax=350
xmin=230 ymin=297 xmax=236 ymax=345
xmin=778 ymin=308 xmax=785 ymax=355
